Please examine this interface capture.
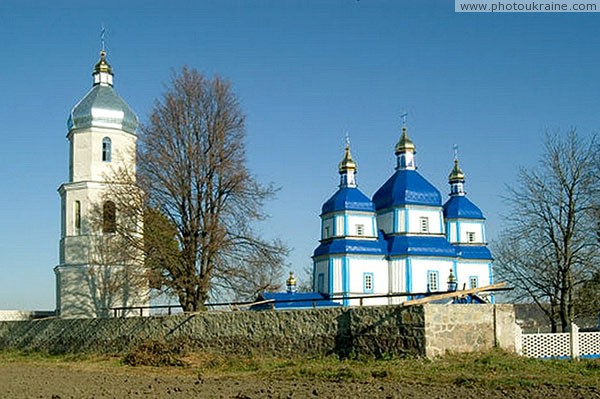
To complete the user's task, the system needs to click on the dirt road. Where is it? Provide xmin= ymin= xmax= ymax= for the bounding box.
xmin=0 ymin=361 xmax=598 ymax=399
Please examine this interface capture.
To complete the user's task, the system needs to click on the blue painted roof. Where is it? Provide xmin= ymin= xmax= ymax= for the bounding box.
xmin=386 ymin=235 xmax=457 ymax=257
xmin=250 ymin=292 xmax=340 ymax=310
xmin=454 ymin=245 xmax=493 ymax=260
xmin=373 ymin=170 xmax=442 ymax=210
xmin=313 ymin=238 xmax=386 ymax=258
xmin=443 ymin=196 xmax=485 ymax=219
xmin=321 ymin=187 xmax=375 ymax=215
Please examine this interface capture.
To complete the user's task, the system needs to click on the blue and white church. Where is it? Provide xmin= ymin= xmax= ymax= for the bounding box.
xmin=312 ymin=124 xmax=493 ymax=306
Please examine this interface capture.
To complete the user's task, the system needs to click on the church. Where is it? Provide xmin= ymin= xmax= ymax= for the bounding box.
xmin=54 ymin=49 xmax=149 ymax=318
xmin=311 ymin=125 xmax=493 ymax=306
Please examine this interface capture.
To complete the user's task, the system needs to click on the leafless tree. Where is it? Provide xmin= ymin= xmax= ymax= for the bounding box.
xmin=494 ymin=130 xmax=600 ymax=332
xmin=137 ymin=67 xmax=288 ymax=311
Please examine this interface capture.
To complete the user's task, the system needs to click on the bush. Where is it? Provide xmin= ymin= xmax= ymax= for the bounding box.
xmin=123 ymin=340 xmax=188 ymax=367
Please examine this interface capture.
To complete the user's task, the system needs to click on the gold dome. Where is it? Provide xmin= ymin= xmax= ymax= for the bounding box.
xmin=394 ymin=126 xmax=415 ymax=155
xmin=286 ymin=271 xmax=296 ymax=287
xmin=448 ymin=159 xmax=465 ymax=183
xmin=93 ymin=50 xmax=113 ymax=75
xmin=339 ymin=145 xmax=357 ymax=174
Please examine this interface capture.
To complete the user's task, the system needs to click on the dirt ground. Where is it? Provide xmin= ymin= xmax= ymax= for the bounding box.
xmin=0 ymin=362 xmax=599 ymax=399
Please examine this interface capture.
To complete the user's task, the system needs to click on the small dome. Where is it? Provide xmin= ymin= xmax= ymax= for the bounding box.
xmin=448 ymin=159 xmax=465 ymax=182
xmin=443 ymin=196 xmax=484 ymax=219
xmin=373 ymin=170 xmax=442 ymax=210
xmin=67 ymin=85 xmax=138 ymax=134
xmin=339 ymin=145 xmax=357 ymax=174
xmin=394 ymin=126 xmax=415 ymax=155
xmin=321 ymin=187 xmax=375 ymax=215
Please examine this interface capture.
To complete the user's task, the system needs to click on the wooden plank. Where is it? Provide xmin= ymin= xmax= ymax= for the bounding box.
xmin=401 ymin=282 xmax=506 ymax=307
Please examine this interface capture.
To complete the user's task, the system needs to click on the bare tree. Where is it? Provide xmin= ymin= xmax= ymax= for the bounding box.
xmin=494 ymin=130 xmax=600 ymax=332
xmin=137 ymin=67 xmax=288 ymax=311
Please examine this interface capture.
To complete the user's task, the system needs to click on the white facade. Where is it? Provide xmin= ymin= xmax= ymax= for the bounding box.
xmin=54 ymin=51 xmax=148 ymax=318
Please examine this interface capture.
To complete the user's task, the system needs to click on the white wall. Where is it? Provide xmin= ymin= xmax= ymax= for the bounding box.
xmin=456 ymin=261 xmax=492 ymax=289
xmin=409 ymin=258 xmax=455 ymax=293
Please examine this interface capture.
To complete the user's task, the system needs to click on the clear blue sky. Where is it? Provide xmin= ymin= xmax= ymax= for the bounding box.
xmin=1 ymin=1 xmax=599 ymax=310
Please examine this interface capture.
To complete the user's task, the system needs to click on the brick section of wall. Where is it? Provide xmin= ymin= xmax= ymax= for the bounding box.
xmin=0 ymin=304 xmax=514 ymax=358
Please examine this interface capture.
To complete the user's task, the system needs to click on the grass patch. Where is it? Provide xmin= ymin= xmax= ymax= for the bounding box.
xmin=1 ymin=348 xmax=598 ymax=390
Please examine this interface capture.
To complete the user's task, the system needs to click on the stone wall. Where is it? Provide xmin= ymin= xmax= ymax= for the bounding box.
xmin=0 ymin=304 xmax=514 ymax=358
xmin=423 ymin=304 xmax=516 ymax=357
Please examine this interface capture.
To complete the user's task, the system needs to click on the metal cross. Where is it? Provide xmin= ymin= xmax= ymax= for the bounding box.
xmin=101 ymin=25 xmax=106 ymax=52
xmin=400 ymin=111 xmax=408 ymax=127
xmin=453 ymin=144 xmax=459 ymax=160
xmin=344 ymin=131 xmax=350 ymax=148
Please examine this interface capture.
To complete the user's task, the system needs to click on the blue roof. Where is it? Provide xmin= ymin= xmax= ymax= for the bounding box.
xmin=250 ymin=292 xmax=340 ymax=310
xmin=313 ymin=238 xmax=386 ymax=258
xmin=454 ymin=245 xmax=493 ymax=260
xmin=321 ymin=187 xmax=375 ymax=215
xmin=386 ymin=235 xmax=457 ymax=257
xmin=443 ymin=196 xmax=485 ymax=219
xmin=372 ymin=170 xmax=442 ymax=210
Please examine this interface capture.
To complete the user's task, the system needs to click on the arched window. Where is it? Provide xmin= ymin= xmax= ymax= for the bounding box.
xmin=102 ymin=201 xmax=116 ymax=233
xmin=102 ymin=137 xmax=112 ymax=162
xmin=74 ymin=200 xmax=81 ymax=234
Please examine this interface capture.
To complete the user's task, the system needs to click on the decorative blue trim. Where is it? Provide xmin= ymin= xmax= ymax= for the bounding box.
xmin=328 ymin=258 xmax=333 ymax=294
xmin=488 ymin=262 xmax=494 ymax=303
xmin=406 ymin=258 xmax=412 ymax=296
xmin=452 ymin=259 xmax=458 ymax=289
xmin=404 ymin=209 xmax=409 ymax=233
xmin=363 ymin=272 xmax=374 ymax=293
xmin=344 ymin=213 xmax=349 ymax=236
xmin=342 ymin=257 xmax=349 ymax=306
xmin=393 ymin=209 xmax=398 ymax=233
xmin=371 ymin=215 xmax=376 ymax=236
xmin=455 ymin=222 xmax=460 ymax=244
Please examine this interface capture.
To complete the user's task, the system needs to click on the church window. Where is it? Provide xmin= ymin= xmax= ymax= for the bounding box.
xmin=74 ymin=200 xmax=81 ymax=234
xmin=419 ymin=217 xmax=429 ymax=233
xmin=467 ymin=231 xmax=476 ymax=243
xmin=427 ymin=271 xmax=439 ymax=292
xmin=102 ymin=201 xmax=116 ymax=233
xmin=356 ymin=224 xmax=364 ymax=236
xmin=470 ymin=276 xmax=479 ymax=289
xmin=324 ymin=226 xmax=330 ymax=238
xmin=102 ymin=137 xmax=112 ymax=162
xmin=363 ymin=273 xmax=374 ymax=293
xmin=317 ymin=273 xmax=325 ymax=293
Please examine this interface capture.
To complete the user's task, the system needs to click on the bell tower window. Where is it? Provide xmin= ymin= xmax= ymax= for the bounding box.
xmin=102 ymin=137 xmax=112 ymax=162
xmin=74 ymin=201 xmax=81 ymax=235
xmin=102 ymin=201 xmax=116 ymax=233
xmin=419 ymin=217 xmax=429 ymax=233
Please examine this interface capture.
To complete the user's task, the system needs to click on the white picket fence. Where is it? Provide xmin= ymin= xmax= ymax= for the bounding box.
xmin=515 ymin=323 xmax=600 ymax=359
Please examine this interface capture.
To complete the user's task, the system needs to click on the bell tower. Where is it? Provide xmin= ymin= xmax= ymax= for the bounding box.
xmin=54 ymin=48 xmax=148 ymax=318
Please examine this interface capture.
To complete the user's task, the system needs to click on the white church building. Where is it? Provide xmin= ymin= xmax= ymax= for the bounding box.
xmin=312 ymin=125 xmax=493 ymax=306
xmin=54 ymin=50 xmax=149 ymax=318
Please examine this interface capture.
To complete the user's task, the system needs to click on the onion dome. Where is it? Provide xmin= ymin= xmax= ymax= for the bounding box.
xmin=321 ymin=142 xmax=374 ymax=215
xmin=448 ymin=159 xmax=465 ymax=183
xmin=339 ymin=145 xmax=357 ymax=174
xmin=67 ymin=50 xmax=138 ymax=135
xmin=395 ymin=126 xmax=416 ymax=155
xmin=286 ymin=272 xmax=297 ymax=293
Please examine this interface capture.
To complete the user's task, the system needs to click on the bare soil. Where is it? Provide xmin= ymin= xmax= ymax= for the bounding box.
xmin=0 ymin=361 xmax=599 ymax=399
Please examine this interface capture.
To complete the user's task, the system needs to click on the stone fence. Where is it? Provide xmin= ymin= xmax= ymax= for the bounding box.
xmin=0 ymin=304 xmax=515 ymax=358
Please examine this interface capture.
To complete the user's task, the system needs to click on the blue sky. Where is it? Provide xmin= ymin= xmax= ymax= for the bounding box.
xmin=1 ymin=0 xmax=599 ymax=309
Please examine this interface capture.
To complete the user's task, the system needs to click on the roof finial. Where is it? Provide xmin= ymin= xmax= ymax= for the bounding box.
xmin=401 ymin=111 xmax=408 ymax=127
xmin=344 ymin=131 xmax=350 ymax=149
xmin=453 ymin=144 xmax=459 ymax=161
xmin=101 ymin=24 xmax=106 ymax=52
